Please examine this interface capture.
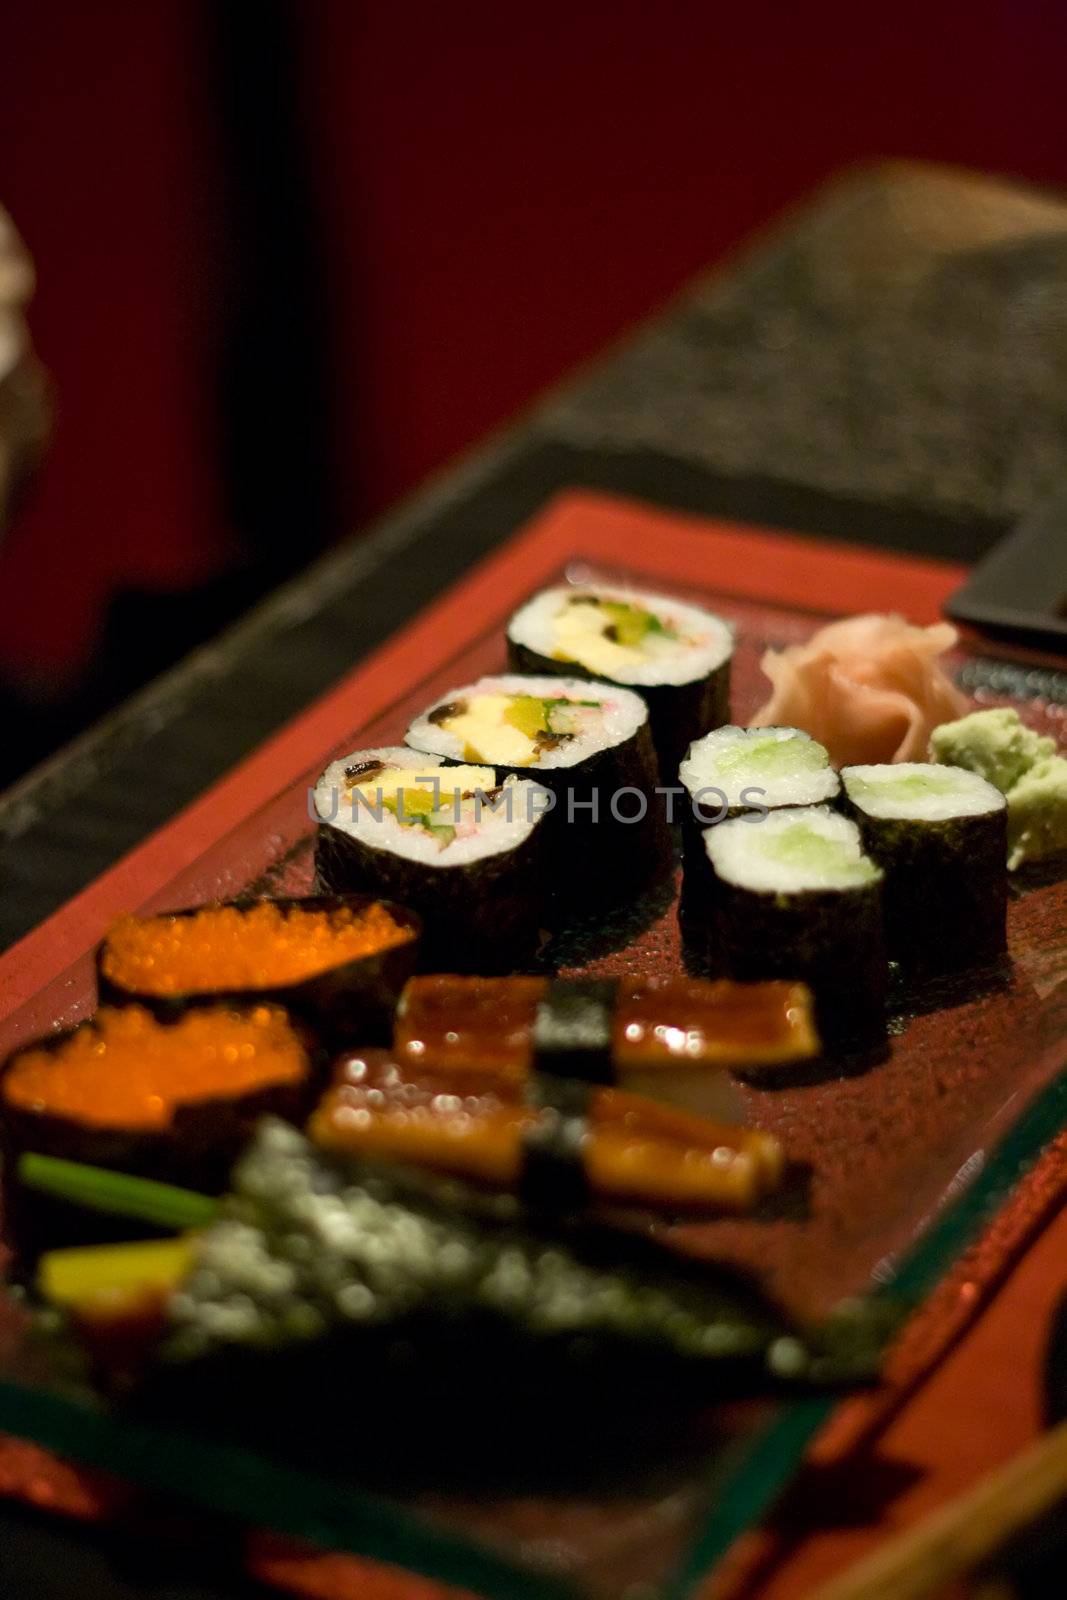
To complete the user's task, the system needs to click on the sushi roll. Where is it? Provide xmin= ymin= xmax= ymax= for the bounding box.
xmin=97 ymin=896 xmax=421 ymax=1047
xmin=404 ymin=675 xmax=668 ymax=914
xmin=393 ymin=972 xmax=819 ymax=1113
xmin=506 ymin=583 xmax=733 ymax=773
xmin=0 ymin=1004 xmax=315 ymax=1263
xmin=695 ymin=806 xmax=886 ymax=1047
xmin=840 ymin=763 xmax=1007 ymax=974
xmin=679 ymin=726 xmax=839 ymax=821
xmin=313 ymin=747 xmax=548 ymax=972
xmin=678 ymin=727 xmax=840 ymax=941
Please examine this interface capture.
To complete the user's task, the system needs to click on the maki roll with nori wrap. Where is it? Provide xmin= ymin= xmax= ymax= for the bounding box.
xmin=313 ymin=746 xmax=548 ymax=972
xmin=506 ymin=583 xmax=733 ymax=771
xmin=1 ymin=1005 xmax=314 ymax=1262
xmin=97 ymin=896 xmax=420 ymax=1046
xmin=393 ymin=972 xmax=818 ymax=1112
xmin=404 ymin=675 xmax=668 ymax=914
xmin=678 ymin=726 xmax=840 ymax=941
xmin=841 ymin=763 xmax=1007 ymax=974
xmin=679 ymin=726 xmax=839 ymax=821
xmin=696 ymin=806 xmax=886 ymax=1047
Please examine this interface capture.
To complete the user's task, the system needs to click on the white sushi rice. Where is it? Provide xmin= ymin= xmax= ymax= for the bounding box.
xmin=314 ymin=745 xmax=545 ymax=865
xmin=842 ymin=762 xmax=1006 ymax=822
xmin=406 ymin=674 xmax=648 ymax=770
xmin=705 ymin=805 xmax=881 ymax=894
xmin=680 ymin=726 xmax=839 ymax=809
xmin=507 ymin=584 xmax=733 ymax=687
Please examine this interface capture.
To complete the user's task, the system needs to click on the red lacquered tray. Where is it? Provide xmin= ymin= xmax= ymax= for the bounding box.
xmin=0 ymin=491 xmax=1064 ymax=1600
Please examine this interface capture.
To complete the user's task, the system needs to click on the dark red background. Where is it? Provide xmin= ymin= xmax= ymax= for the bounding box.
xmin=0 ymin=1 xmax=1065 ymax=691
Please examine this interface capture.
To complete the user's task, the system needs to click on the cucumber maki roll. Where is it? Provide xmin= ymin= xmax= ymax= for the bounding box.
xmin=405 ymin=675 xmax=668 ymax=914
xmin=678 ymin=726 xmax=840 ymax=942
xmin=841 ymin=762 xmax=1007 ymax=974
xmin=506 ymin=583 xmax=733 ymax=772
xmin=679 ymin=726 xmax=840 ymax=821
xmin=696 ymin=806 xmax=886 ymax=1047
xmin=313 ymin=747 xmax=548 ymax=972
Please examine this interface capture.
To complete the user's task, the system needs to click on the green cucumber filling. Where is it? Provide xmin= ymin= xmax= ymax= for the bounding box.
xmin=595 ymin=599 xmax=678 ymax=649
xmin=847 ymin=769 xmax=968 ymax=808
xmin=758 ymin=821 xmax=880 ymax=886
xmin=381 ymin=788 xmax=458 ymax=848
xmin=713 ymin=734 xmax=829 ymax=780
xmin=503 ymin=694 xmax=600 ymax=740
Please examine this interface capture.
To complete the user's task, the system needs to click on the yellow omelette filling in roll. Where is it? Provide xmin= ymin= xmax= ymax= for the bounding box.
xmin=431 ymin=692 xmax=601 ymax=766
xmin=549 ymin=597 xmax=682 ymax=677
xmin=345 ymin=762 xmax=495 ymax=848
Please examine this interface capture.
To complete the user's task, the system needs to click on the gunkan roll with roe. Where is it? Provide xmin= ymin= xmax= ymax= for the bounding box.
xmin=506 ymin=583 xmax=733 ymax=771
xmin=841 ymin=762 xmax=1007 ymax=974
xmin=97 ymin=897 xmax=420 ymax=1046
xmin=313 ymin=747 xmax=548 ymax=972
xmin=405 ymin=675 xmax=668 ymax=912
xmin=1 ymin=1004 xmax=314 ymax=1261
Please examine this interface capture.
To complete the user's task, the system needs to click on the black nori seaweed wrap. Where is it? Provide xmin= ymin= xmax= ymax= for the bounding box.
xmin=531 ymin=977 xmax=617 ymax=1083
xmin=96 ymin=895 xmax=421 ymax=1049
xmin=154 ymin=1120 xmax=893 ymax=1423
xmin=841 ymin=763 xmax=1008 ymax=975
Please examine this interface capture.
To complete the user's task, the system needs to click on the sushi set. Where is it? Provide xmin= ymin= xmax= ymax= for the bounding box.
xmin=0 ymin=493 xmax=1065 ymax=1599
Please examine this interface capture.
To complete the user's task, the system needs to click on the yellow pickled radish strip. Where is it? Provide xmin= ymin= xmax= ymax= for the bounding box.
xmin=38 ymin=1235 xmax=196 ymax=1310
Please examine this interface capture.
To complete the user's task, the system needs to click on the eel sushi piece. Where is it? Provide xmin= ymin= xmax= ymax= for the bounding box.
xmin=0 ymin=1004 xmax=314 ymax=1262
xmin=393 ymin=973 xmax=819 ymax=1112
xmin=310 ymin=1046 xmax=785 ymax=1212
xmin=150 ymin=1120 xmax=892 ymax=1414
xmin=678 ymin=726 xmax=841 ymax=943
xmin=841 ymin=763 xmax=1007 ymax=973
xmin=506 ymin=583 xmax=733 ymax=773
xmin=312 ymin=747 xmax=548 ymax=972
xmin=97 ymin=896 xmax=420 ymax=1046
xmin=695 ymin=806 xmax=886 ymax=1048
xmin=404 ymin=675 xmax=669 ymax=915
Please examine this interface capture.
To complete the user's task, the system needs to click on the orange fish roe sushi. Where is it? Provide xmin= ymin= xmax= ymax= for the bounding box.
xmin=3 ymin=1004 xmax=309 ymax=1131
xmin=99 ymin=900 xmax=413 ymax=998
xmin=1 ymin=1005 xmax=316 ymax=1262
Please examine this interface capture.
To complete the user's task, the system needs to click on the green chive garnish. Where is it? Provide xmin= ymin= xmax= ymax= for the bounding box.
xmin=18 ymin=1153 xmax=219 ymax=1232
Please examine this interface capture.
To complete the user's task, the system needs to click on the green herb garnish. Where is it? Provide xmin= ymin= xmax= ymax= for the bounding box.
xmin=18 ymin=1153 xmax=219 ymax=1232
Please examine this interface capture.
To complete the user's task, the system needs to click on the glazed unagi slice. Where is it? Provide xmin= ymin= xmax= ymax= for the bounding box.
xmin=392 ymin=974 xmax=818 ymax=1116
xmin=309 ymin=1049 xmax=784 ymax=1213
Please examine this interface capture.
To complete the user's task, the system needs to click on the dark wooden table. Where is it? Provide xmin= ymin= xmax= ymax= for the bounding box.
xmin=2 ymin=162 xmax=1066 ymax=1598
